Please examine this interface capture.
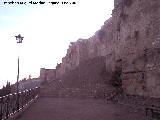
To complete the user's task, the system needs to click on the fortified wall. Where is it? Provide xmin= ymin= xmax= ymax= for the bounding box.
xmin=52 ymin=0 xmax=160 ymax=98
xmin=40 ymin=68 xmax=56 ymax=82
xmin=115 ymin=0 xmax=160 ymax=98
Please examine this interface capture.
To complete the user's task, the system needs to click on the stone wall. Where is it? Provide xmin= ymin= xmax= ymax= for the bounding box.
xmin=56 ymin=38 xmax=94 ymax=78
xmin=40 ymin=68 xmax=56 ymax=82
xmin=114 ymin=0 xmax=160 ymax=98
xmin=55 ymin=0 xmax=160 ymax=98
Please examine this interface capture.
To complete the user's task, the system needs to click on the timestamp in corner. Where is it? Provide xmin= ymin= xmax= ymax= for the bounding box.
xmin=0 ymin=1 xmax=77 ymax=5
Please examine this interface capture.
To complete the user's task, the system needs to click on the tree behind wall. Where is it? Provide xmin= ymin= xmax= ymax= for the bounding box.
xmin=0 ymin=82 xmax=11 ymax=97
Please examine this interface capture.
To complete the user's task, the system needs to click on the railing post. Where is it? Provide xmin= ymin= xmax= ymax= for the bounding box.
xmin=21 ymin=92 xmax=24 ymax=108
xmin=12 ymin=94 xmax=16 ymax=114
xmin=0 ymin=97 xmax=3 ymax=120
xmin=6 ymin=96 xmax=10 ymax=119
xmin=16 ymin=93 xmax=20 ymax=112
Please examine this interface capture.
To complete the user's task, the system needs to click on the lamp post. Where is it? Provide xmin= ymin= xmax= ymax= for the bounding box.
xmin=15 ymin=34 xmax=24 ymax=93
xmin=15 ymin=34 xmax=24 ymax=112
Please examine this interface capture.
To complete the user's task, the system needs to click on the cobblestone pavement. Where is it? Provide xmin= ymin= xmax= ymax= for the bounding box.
xmin=14 ymin=98 xmax=147 ymax=120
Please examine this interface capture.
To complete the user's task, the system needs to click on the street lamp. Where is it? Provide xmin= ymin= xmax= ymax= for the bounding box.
xmin=15 ymin=34 xmax=24 ymax=112
xmin=15 ymin=34 xmax=24 ymax=93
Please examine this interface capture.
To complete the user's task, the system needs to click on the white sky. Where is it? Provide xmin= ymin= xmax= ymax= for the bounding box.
xmin=0 ymin=0 xmax=114 ymax=88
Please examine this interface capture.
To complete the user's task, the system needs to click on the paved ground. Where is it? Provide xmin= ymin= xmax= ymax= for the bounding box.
xmin=14 ymin=98 xmax=147 ymax=120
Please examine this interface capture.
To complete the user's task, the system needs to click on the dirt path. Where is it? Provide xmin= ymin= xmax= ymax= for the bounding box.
xmin=14 ymin=98 xmax=146 ymax=120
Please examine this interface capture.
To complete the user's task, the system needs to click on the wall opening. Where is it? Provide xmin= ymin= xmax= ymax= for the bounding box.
xmin=110 ymin=59 xmax=122 ymax=92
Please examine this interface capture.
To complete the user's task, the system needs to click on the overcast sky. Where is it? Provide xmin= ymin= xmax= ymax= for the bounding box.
xmin=0 ymin=0 xmax=114 ymax=87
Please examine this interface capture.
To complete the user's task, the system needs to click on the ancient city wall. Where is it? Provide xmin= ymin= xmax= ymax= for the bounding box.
xmin=54 ymin=0 xmax=160 ymax=98
xmin=114 ymin=0 xmax=160 ymax=98
xmin=40 ymin=68 xmax=56 ymax=82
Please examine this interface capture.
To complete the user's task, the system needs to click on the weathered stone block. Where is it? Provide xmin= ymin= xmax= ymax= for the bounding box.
xmin=122 ymin=72 xmax=147 ymax=96
xmin=146 ymin=70 xmax=160 ymax=98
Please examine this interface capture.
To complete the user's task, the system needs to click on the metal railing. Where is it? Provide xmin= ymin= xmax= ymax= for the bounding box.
xmin=0 ymin=87 xmax=40 ymax=120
